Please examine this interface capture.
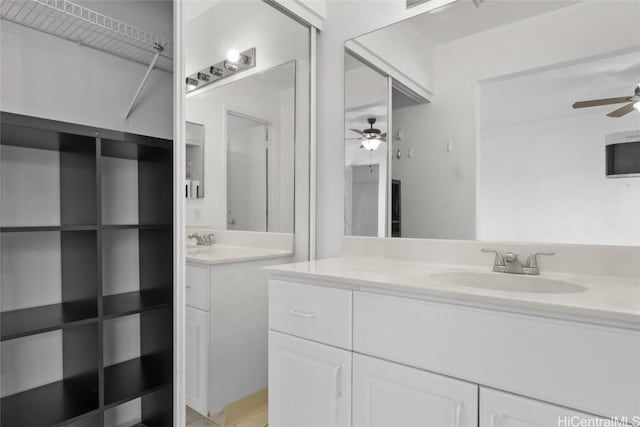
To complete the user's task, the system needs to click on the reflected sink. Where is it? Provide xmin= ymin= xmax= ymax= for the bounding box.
xmin=429 ymin=272 xmax=587 ymax=294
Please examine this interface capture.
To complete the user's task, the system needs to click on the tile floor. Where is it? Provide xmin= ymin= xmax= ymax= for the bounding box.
xmin=186 ymin=406 xmax=268 ymax=427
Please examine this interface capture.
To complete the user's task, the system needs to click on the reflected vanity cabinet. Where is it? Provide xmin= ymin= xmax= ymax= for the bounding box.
xmin=267 ymin=279 xmax=638 ymax=427
xmin=0 ymin=112 xmax=174 ymax=427
xmin=185 ymin=264 xmax=210 ymax=415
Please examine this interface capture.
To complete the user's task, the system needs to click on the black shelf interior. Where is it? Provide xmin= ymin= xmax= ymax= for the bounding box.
xmin=1 ymin=112 xmax=173 ymax=427
xmin=1 ymin=300 xmax=98 ymax=341
xmin=0 ymin=376 xmax=99 ymax=427
xmin=103 ymin=289 xmax=171 ymax=319
xmin=101 ymin=224 xmax=172 ymax=230
xmin=104 ymin=355 xmax=171 ymax=408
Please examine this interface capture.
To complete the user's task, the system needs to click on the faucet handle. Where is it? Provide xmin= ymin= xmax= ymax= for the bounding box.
xmin=206 ymin=233 xmax=216 ymax=245
xmin=481 ymin=248 xmax=505 ymax=269
xmin=525 ymin=252 xmax=554 ymax=268
xmin=504 ymin=252 xmax=519 ymax=262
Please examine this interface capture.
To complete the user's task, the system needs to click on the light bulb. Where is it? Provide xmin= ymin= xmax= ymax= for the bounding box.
xmin=634 ymin=102 xmax=640 ymax=112
xmin=361 ymin=138 xmax=382 ymax=151
xmin=226 ymin=48 xmax=240 ymax=63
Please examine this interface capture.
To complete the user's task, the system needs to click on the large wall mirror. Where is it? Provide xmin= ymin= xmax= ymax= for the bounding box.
xmin=185 ymin=0 xmax=310 ymax=239
xmin=344 ymin=0 xmax=640 ymax=246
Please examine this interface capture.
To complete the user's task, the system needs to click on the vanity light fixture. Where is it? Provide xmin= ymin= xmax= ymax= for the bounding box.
xmin=226 ymin=48 xmax=241 ymax=63
xmin=186 ymin=48 xmax=256 ymax=94
xmin=223 ymin=60 xmax=239 ymax=72
xmin=186 ymin=77 xmax=199 ymax=89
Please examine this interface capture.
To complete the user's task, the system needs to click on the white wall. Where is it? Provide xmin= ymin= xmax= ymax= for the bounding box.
xmin=185 ymin=0 xmax=309 ymax=260
xmin=0 ymin=1 xmax=173 ymax=139
xmin=480 ymin=105 xmax=640 ymax=246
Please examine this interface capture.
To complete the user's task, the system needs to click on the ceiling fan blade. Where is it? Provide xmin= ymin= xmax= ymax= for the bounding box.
xmin=350 ymin=129 xmax=366 ymax=136
xmin=573 ymin=97 xmax=632 ymax=109
xmin=607 ymin=102 xmax=637 ymax=118
xmin=379 ymin=132 xmax=387 ymax=139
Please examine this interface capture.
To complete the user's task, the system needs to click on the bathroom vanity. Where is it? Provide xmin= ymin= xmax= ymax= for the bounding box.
xmin=266 ymin=244 xmax=640 ymax=427
xmin=185 ymin=229 xmax=293 ymax=417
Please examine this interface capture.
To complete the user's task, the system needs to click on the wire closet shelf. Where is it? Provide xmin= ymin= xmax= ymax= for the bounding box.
xmin=0 ymin=0 xmax=173 ymax=72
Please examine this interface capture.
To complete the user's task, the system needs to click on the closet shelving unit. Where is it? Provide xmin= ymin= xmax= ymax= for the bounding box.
xmin=0 ymin=112 xmax=174 ymax=426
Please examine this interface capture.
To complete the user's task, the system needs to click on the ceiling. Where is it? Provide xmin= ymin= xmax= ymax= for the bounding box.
xmin=404 ymin=0 xmax=580 ymax=46
xmin=482 ymin=48 xmax=640 ymax=128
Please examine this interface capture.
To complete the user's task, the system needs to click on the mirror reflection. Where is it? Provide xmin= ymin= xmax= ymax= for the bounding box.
xmin=344 ymin=0 xmax=640 ymax=246
xmin=183 ymin=0 xmax=309 ymax=425
xmin=187 ymin=61 xmax=296 ymax=233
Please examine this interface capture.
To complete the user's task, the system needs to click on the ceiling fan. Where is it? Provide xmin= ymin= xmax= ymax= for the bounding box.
xmin=347 ymin=117 xmax=387 ymax=150
xmin=572 ymin=83 xmax=640 ymax=118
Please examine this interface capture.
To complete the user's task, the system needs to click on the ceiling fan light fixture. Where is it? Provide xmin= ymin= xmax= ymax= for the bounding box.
xmin=634 ymin=103 xmax=640 ymax=112
xmin=361 ymin=138 xmax=382 ymax=151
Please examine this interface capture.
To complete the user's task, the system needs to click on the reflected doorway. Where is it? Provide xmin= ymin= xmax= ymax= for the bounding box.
xmin=226 ymin=111 xmax=271 ymax=232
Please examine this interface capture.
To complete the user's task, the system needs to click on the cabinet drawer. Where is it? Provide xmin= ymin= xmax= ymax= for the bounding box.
xmin=186 ymin=265 xmax=209 ymax=311
xmin=354 ymin=292 xmax=640 ymax=419
xmin=479 ymin=388 xmax=631 ymax=427
xmin=269 ymin=280 xmax=352 ymax=349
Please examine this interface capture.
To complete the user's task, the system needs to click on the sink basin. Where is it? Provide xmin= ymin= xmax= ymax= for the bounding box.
xmin=429 ymin=272 xmax=587 ymax=294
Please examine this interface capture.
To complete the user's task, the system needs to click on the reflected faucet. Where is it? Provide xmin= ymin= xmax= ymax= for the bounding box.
xmin=481 ymin=249 xmax=554 ymax=275
xmin=188 ymin=232 xmax=216 ymax=246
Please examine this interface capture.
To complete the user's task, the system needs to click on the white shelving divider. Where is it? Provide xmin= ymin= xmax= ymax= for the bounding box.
xmin=0 ymin=0 xmax=173 ymax=72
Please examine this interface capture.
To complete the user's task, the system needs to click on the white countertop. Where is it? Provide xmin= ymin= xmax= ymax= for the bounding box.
xmin=266 ymin=256 xmax=640 ymax=328
xmin=187 ymin=244 xmax=292 ymax=265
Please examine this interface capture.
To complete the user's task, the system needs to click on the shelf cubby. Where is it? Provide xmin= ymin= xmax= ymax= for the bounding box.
xmin=1 ymin=300 xmax=98 ymax=341
xmin=0 ymin=112 xmax=173 ymax=426
xmin=104 ymin=355 xmax=171 ymax=408
xmin=0 ymin=323 xmax=100 ymax=427
xmin=103 ymin=289 xmax=171 ymax=319
xmin=0 ymin=376 xmax=100 ymax=427
xmin=103 ymin=307 xmax=172 ymax=425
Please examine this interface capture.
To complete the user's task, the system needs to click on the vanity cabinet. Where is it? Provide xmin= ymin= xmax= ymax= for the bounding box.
xmin=268 ymin=278 xmax=640 ymax=427
xmin=353 ymin=353 xmax=478 ymax=427
xmin=186 ymin=265 xmax=210 ymax=415
xmin=269 ymin=331 xmax=351 ymax=427
xmin=186 ymin=306 xmax=209 ymax=415
xmin=479 ymin=388 xmax=630 ymax=427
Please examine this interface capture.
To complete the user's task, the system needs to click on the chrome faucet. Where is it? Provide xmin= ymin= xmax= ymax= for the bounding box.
xmin=188 ymin=232 xmax=216 ymax=246
xmin=504 ymin=252 xmax=524 ymax=274
xmin=481 ymin=249 xmax=554 ymax=275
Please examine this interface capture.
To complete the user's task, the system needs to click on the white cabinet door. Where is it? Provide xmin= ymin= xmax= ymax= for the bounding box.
xmin=269 ymin=331 xmax=351 ymax=427
xmin=186 ymin=306 xmax=209 ymax=416
xmin=480 ymin=388 xmax=628 ymax=427
xmin=353 ymin=353 xmax=478 ymax=427
xmin=186 ymin=264 xmax=209 ymax=311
